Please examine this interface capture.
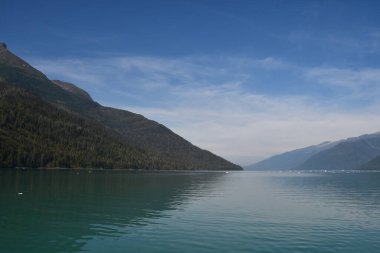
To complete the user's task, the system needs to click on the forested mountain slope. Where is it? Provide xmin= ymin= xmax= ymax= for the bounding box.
xmin=0 ymin=43 xmax=241 ymax=170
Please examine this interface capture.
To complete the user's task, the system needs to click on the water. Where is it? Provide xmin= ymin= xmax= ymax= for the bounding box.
xmin=1 ymin=170 xmax=380 ymax=253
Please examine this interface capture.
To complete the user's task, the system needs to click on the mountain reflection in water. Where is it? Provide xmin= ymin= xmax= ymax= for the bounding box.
xmin=0 ymin=170 xmax=224 ymax=253
xmin=1 ymin=170 xmax=380 ymax=253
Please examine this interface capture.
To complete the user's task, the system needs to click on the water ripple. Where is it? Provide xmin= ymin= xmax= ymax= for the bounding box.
xmin=1 ymin=170 xmax=380 ymax=253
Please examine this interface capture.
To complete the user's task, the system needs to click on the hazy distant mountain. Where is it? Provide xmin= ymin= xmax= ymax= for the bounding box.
xmin=0 ymin=43 xmax=241 ymax=170
xmin=297 ymin=133 xmax=380 ymax=170
xmin=246 ymin=141 xmax=339 ymax=171
xmin=246 ymin=132 xmax=380 ymax=171
xmin=360 ymin=154 xmax=380 ymax=170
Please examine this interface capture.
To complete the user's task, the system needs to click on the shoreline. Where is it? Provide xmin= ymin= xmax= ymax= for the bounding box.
xmin=0 ymin=167 xmax=238 ymax=173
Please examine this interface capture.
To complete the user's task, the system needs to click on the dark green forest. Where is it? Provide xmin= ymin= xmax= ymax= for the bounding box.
xmin=0 ymin=82 xmax=163 ymax=169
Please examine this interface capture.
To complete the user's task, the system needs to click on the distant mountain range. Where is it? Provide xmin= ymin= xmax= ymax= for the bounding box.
xmin=246 ymin=132 xmax=380 ymax=170
xmin=0 ymin=42 xmax=241 ymax=170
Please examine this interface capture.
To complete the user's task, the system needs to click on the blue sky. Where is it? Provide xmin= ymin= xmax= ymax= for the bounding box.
xmin=2 ymin=0 xmax=380 ymax=165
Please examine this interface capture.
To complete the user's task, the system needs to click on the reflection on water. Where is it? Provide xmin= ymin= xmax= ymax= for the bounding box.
xmin=0 ymin=170 xmax=224 ymax=253
xmin=1 ymin=170 xmax=380 ymax=253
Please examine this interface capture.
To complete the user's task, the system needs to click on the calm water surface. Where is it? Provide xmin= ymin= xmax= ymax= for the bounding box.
xmin=1 ymin=170 xmax=380 ymax=253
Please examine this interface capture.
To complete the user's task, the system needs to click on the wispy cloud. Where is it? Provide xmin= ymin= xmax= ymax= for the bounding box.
xmin=304 ymin=67 xmax=380 ymax=105
xmin=305 ymin=67 xmax=380 ymax=88
xmin=287 ymin=29 xmax=380 ymax=55
xmin=126 ymin=88 xmax=380 ymax=165
xmin=29 ymin=55 xmax=380 ymax=165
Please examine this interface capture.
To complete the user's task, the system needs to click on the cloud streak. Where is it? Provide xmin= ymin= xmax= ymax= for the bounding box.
xmin=287 ymin=29 xmax=380 ymax=56
xmin=306 ymin=67 xmax=380 ymax=87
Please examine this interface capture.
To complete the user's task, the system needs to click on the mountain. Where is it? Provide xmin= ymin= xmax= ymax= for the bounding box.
xmin=246 ymin=141 xmax=339 ymax=171
xmin=0 ymin=43 xmax=241 ymax=170
xmin=51 ymin=80 xmax=93 ymax=101
xmin=297 ymin=133 xmax=380 ymax=170
xmin=0 ymin=82 xmax=159 ymax=169
xmin=360 ymin=155 xmax=380 ymax=170
xmin=246 ymin=132 xmax=380 ymax=171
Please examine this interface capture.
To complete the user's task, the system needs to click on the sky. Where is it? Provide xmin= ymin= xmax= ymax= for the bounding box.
xmin=2 ymin=0 xmax=380 ymax=165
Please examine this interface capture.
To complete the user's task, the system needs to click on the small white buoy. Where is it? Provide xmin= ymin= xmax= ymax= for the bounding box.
xmin=225 ymin=171 xmax=229 ymax=174
xmin=17 ymin=192 xmax=23 ymax=195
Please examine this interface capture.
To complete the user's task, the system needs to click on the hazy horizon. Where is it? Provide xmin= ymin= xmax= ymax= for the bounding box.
xmin=2 ymin=0 xmax=380 ymax=165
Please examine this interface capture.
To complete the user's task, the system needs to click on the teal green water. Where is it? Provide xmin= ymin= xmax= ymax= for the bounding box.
xmin=1 ymin=170 xmax=380 ymax=253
